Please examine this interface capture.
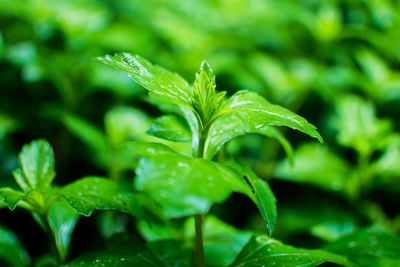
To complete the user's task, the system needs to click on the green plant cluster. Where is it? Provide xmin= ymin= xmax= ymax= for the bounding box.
xmin=1 ymin=0 xmax=400 ymax=267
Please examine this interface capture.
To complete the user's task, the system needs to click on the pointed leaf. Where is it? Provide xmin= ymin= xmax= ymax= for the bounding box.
xmin=324 ymin=226 xmax=400 ymax=267
xmin=0 ymin=225 xmax=30 ymax=267
xmin=230 ymin=234 xmax=357 ymax=267
xmin=229 ymin=162 xmax=277 ymax=235
xmin=147 ymin=115 xmax=191 ymax=143
xmin=0 ymin=188 xmax=25 ymax=211
xmin=47 ymin=197 xmax=79 ymax=263
xmin=222 ymin=90 xmax=322 ymax=143
xmin=134 ymin=153 xmax=253 ymax=217
xmin=61 ymin=177 xmax=145 ymax=218
xmin=205 ymin=113 xmax=292 ymax=160
xmin=98 ymin=53 xmax=193 ymax=108
xmin=14 ymin=139 xmax=56 ymax=191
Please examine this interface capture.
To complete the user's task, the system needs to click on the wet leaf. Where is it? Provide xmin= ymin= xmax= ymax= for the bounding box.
xmin=324 ymin=226 xmax=400 ymax=267
xmin=147 ymin=115 xmax=191 ymax=143
xmin=60 ymin=177 xmax=145 ymax=218
xmin=0 ymin=188 xmax=25 ymax=211
xmin=134 ymin=153 xmax=253 ymax=217
xmin=13 ymin=139 xmax=56 ymax=191
xmin=230 ymin=234 xmax=356 ymax=267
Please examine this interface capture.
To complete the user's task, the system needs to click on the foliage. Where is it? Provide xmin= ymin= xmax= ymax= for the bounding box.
xmin=1 ymin=0 xmax=400 ymax=266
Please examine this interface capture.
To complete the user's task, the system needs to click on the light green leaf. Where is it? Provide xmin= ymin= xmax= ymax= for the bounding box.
xmin=62 ymin=113 xmax=109 ymax=156
xmin=274 ymin=143 xmax=350 ymax=192
xmin=230 ymin=234 xmax=357 ymax=267
xmin=147 ymin=115 xmax=191 ymax=143
xmin=98 ymin=53 xmax=193 ymax=108
xmin=13 ymin=139 xmax=56 ymax=191
xmin=105 ymin=106 xmax=152 ymax=146
xmin=330 ymin=94 xmax=392 ymax=156
xmin=205 ymin=113 xmax=293 ymax=160
xmin=0 ymin=188 xmax=25 ymax=211
xmin=324 ymin=226 xmax=400 ymax=267
xmin=134 ymin=153 xmax=253 ymax=217
xmin=0 ymin=225 xmax=30 ymax=267
xmin=47 ymin=197 xmax=79 ymax=263
xmin=229 ymin=162 xmax=277 ymax=236
xmin=221 ymin=90 xmax=322 ymax=143
xmin=60 ymin=177 xmax=145 ymax=218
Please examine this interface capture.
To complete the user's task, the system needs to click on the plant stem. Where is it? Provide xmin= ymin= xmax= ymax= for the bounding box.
xmin=194 ymin=214 xmax=205 ymax=267
xmin=194 ymin=131 xmax=206 ymax=267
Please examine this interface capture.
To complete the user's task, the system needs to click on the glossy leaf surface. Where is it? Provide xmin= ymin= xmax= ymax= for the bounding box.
xmin=135 ymin=153 xmax=253 ymax=217
xmin=230 ymin=234 xmax=356 ymax=267
xmin=221 ymin=90 xmax=322 ymax=143
xmin=325 ymin=226 xmax=400 ymax=267
xmin=98 ymin=53 xmax=193 ymax=108
xmin=61 ymin=177 xmax=145 ymax=218
xmin=205 ymin=113 xmax=293 ymax=160
xmin=47 ymin=197 xmax=79 ymax=263
xmin=230 ymin=162 xmax=277 ymax=235
xmin=13 ymin=139 xmax=56 ymax=191
xmin=147 ymin=115 xmax=191 ymax=143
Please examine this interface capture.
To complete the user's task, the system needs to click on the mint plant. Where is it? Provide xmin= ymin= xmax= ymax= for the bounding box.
xmin=98 ymin=53 xmax=323 ymax=266
xmin=0 ymin=140 xmax=150 ymax=264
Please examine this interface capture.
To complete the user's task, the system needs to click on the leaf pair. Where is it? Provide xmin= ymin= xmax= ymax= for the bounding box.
xmin=98 ymin=53 xmax=322 ymax=160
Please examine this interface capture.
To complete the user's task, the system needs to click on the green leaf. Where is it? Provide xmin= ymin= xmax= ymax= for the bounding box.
xmin=104 ymin=106 xmax=152 ymax=146
xmin=0 ymin=225 xmax=30 ymax=267
xmin=60 ymin=177 xmax=145 ymax=218
xmin=229 ymin=162 xmax=277 ymax=236
xmin=330 ymin=94 xmax=392 ymax=156
xmin=147 ymin=115 xmax=192 ymax=143
xmin=47 ymin=197 xmax=79 ymax=263
xmin=205 ymin=113 xmax=293 ymax=160
xmin=229 ymin=234 xmax=357 ymax=267
xmin=274 ymin=143 xmax=350 ymax=192
xmin=98 ymin=53 xmax=193 ymax=108
xmin=221 ymin=90 xmax=323 ymax=143
xmin=147 ymin=240 xmax=192 ymax=267
xmin=184 ymin=216 xmax=252 ymax=267
xmin=65 ymin=233 xmax=165 ymax=267
xmin=13 ymin=139 xmax=56 ymax=191
xmin=0 ymin=188 xmax=25 ymax=211
xmin=324 ymin=226 xmax=400 ymax=267
xmin=62 ymin=113 xmax=109 ymax=156
xmin=134 ymin=153 xmax=253 ymax=217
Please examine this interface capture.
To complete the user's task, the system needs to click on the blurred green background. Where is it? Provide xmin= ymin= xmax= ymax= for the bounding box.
xmin=1 ymin=0 xmax=400 ymax=263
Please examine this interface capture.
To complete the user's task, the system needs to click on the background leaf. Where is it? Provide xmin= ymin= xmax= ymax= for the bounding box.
xmin=0 ymin=225 xmax=30 ymax=267
xmin=147 ymin=115 xmax=192 ymax=143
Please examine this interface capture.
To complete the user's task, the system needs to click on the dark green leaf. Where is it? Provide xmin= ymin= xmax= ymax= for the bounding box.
xmin=135 ymin=153 xmax=253 ymax=217
xmin=147 ymin=115 xmax=192 ymax=143
xmin=98 ymin=53 xmax=193 ymax=108
xmin=0 ymin=225 xmax=30 ymax=267
xmin=229 ymin=162 xmax=277 ymax=235
xmin=230 ymin=234 xmax=356 ymax=267
xmin=205 ymin=113 xmax=293 ymax=160
xmin=47 ymin=197 xmax=79 ymax=263
xmin=13 ymin=139 xmax=56 ymax=191
xmin=324 ymin=226 xmax=400 ymax=267
xmin=61 ymin=177 xmax=145 ymax=218
xmin=221 ymin=90 xmax=323 ymax=143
